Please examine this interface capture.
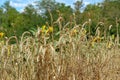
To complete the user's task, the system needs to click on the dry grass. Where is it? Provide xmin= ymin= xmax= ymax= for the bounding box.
xmin=0 ymin=19 xmax=120 ymax=80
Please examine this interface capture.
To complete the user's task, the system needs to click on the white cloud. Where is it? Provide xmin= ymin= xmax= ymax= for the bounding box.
xmin=83 ymin=1 xmax=90 ymax=6
xmin=8 ymin=0 xmax=101 ymax=12
xmin=10 ymin=1 xmax=27 ymax=8
xmin=19 ymin=8 xmax=24 ymax=13
xmin=9 ymin=0 xmax=38 ymax=12
xmin=14 ymin=0 xmax=23 ymax=2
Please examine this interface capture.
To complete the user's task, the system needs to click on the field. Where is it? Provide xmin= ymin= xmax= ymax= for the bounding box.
xmin=0 ymin=21 xmax=120 ymax=80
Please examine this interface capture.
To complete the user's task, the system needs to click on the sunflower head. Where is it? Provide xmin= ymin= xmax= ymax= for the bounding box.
xmin=106 ymin=41 xmax=112 ymax=49
xmin=41 ymin=25 xmax=46 ymax=33
xmin=0 ymin=32 xmax=4 ymax=38
xmin=48 ymin=26 xmax=53 ymax=33
xmin=71 ymin=29 xmax=77 ymax=36
xmin=73 ymin=29 xmax=77 ymax=33
xmin=93 ymin=36 xmax=101 ymax=42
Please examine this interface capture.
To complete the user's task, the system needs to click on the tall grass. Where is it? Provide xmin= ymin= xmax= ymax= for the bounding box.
xmin=0 ymin=16 xmax=120 ymax=80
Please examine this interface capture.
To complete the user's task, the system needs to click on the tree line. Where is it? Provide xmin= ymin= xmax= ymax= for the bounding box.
xmin=0 ymin=0 xmax=120 ymax=39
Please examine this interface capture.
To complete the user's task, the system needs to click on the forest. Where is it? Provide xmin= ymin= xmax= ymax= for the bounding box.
xmin=0 ymin=0 xmax=120 ymax=38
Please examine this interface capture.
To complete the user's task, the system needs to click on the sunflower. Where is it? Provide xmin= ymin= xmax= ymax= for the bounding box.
xmin=41 ymin=25 xmax=46 ymax=33
xmin=71 ymin=29 xmax=77 ymax=36
xmin=93 ymin=36 xmax=101 ymax=42
xmin=106 ymin=41 xmax=113 ymax=49
xmin=48 ymin=26 xmax=53 ymax=33
xmin=0 ymin=32 xmax=4 ymax=38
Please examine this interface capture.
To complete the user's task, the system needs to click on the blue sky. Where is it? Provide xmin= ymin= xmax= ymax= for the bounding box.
xmin=0 ymin=0 xmax=103 ymax=12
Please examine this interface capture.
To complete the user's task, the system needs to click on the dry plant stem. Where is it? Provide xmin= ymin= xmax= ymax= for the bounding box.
xmin=48 ymin=9 xmax=54 ymax=41
xmin=88 ymin=19 xmax=91 ymax=37
xmin=116 ymin=17 xmax=119 ymax=48
xmin=108 ymin=25 xmax=112 ymax=37
xmin=6 ymin=36 xmax=18 ymax=45
xmin=82 ymin=21 xmax=88 ymax=28
xmin=48 ymin=9 xmax=53 ymax=26
xmin=63 ymin=22 xmax=70 ymax=30
xmin=95 ymin=22 xmax=104 ymax=29
xmin=73 ymin=13 xmax=76 ymax=25
xmin=95 ymin=27 xmax=100 ymax=36
xmin=21 ymin=31 xmax=31 ymax=42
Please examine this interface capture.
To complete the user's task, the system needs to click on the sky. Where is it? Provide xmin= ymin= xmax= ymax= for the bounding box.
xmin=0 ymin=0 xmax=103 ymax=12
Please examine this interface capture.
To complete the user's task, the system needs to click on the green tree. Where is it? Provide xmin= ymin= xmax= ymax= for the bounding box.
xmin=83 ymin=4 xmax=103 ymax=36
xmin=102 ymin=0 xmax=120 ymax=35
xmin=1 ymin=1 xmax=19 ymax=37
xmin=36 ymin=0 xmax=56 ymax=11
xmin=17 ymin=4 xmax=44 ymax=36
xmin=0 ymin=7 xmax=3 ymax=27
xmin=73 ymin=0 xmax=83 ymax=24
xmin=36 ymin=0 xmax=73 ymax=27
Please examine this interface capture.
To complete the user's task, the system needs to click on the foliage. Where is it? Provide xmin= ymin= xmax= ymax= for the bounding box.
xmin=0 ymin=0 xmax=119 ymax=40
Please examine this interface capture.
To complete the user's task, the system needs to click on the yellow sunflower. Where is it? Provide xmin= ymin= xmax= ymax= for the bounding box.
xmin=0 ymin=32 xmax=4 ymax=38
xmin=48 ymin=26 xmax=53 ymax=33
